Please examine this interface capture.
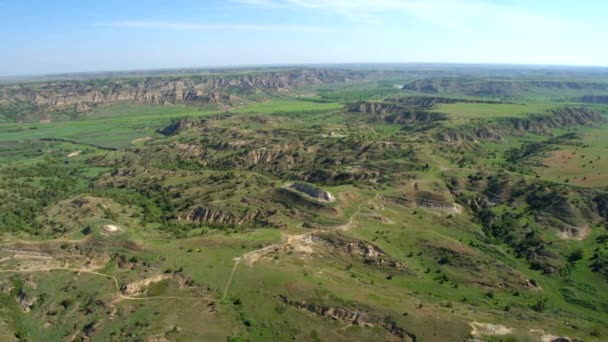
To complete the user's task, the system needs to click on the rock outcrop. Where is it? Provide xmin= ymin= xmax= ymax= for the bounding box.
xmin=577 ymin=95 xmax=608 ymax=104
xmin=346 ymin=101 xmax=446 ymax=125
xmin=301 ymin=168 xmax=379 ymax=184
xmin=438 ymin=107 xmax=604 ymax=143
xmin=159 ymin=119 xmax=208 ymax=136
xmin=415 ymin=199 xmax=460 ymax=213
xmin=313 ymin=234 xmax=407 ymax=270
xmin=0 ymin=69 xmax=367 ymax=121
xmin=120 ymin=275 xmax=172 ymax=296
xmin=184 ymin=206 xmax=270 ymax=226
xmin=402 ymin=78 xmax=608 ymax=98
xmin=288 ymin=183 xmax=335 ymax=202
xmin=120 ymin=273 xmax=196 ymax=296
xmin=159 ymin=115 xmax=231 ymax=136
xmin=387 ymin=96 xmax=505 ymax=108
xmin=278 ymin=295 xmax=416 ymax=341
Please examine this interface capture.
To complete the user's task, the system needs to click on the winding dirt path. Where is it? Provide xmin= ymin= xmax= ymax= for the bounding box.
xmin=1 ymin=192 xmax=382 ymax=305
xmin=245 ymin=192 xmax=379 ymax=265
xmin=222 ymin=192 xmax=380 ymax=299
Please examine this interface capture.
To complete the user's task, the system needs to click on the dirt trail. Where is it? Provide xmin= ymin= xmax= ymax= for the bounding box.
xmin=250 ymin=192 xmax=378 ymax=264
xmin=222 ymin=192 xmax=380 ymax=299
xmin=1 ymin=193 xmax=381 ymax=305
xmin=131 ymin=136 xmax=151 ymax=144
xmin=222 ymin=257 xmax=241 ymax=299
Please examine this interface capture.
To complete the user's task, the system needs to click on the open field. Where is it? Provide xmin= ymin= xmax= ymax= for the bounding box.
xmin=534 ymin=125 xmax=608 ymax=187
xmin=0 ymin=104 xmax=220 ymax=150
xmin=232 ymin=99 xmax=343 ymax=114
xmin=436 ymin=102 xmax=558 ymax=120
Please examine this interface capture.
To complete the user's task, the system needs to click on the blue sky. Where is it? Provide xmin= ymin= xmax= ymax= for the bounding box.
xmin=1 ymin=0 xmax=607 ymax=76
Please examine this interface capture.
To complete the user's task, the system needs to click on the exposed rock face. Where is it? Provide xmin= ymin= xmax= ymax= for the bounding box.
xmin=120 ymin=275 xmax=172 ymax=296
xmin=288 ymin=182 xmax=335 ymax=202
xmin=278 ymin=295 xmax=416 ymax=341
xmin=301 ymin=168 xmax=379 ymax=184
xmin=525 ymin=185 xmax=592 ymax=241
xmin=346 ymin=101 xmax=445 ymax=125
xmin=0 ymin=69 xmax=366 ymax=121
xmin=240 ymin=144 xmax=303 ymax=169
xmin=515 ymin=107 xmax=604 ymax=130
xmin=7 ymin=80 xmax=230 ymax=111
xmin=387 ymin=96 xmax=505 ymax=108
xmin=313 ymin=234 xmax=407 ymax=270
xmin=159 ymin=114 xmax=231 ymax=135
xmin=347 ymin=102 xmax=407 ymax=116
xmin=184 ymin=206 xmax=269 ymax=226
xmin=438 ymin=107 xmax=605 ymax=143
xmin=402 ymin=78 xmax=608 ymax=97
xmin=120 ymin=274 xmax=195 ymax=296
xmin=169 ymin=142 xmax=206 ymax=159
xmin=385 ymin=191 xmax=460 ymax=214
xmin=466 ymin=177 xmax=608 ymax=274
xmin=437 ymin=127 xmax=501 ymax=143
xmin=159 ymin=119 xmax=206 ymax=136
xmin=415 ymin=199 xmax=459 ymax=213
xmin=469 ymin=322 xmax=513 ymax=337
xmin=424 ymin=243 xmax=543 ymax=290
xmin=577 ymin=95 xmax=608 ymax=103
xmin=155 ymin=115 xmax=381 ymax=185
xmin=272 ymin=189 xmax=338 ymax=216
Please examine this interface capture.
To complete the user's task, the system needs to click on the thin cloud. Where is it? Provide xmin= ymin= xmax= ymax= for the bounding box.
xmin=106 ymin=21 xmax=342 ymax=33
xmin=231 ymin=0 xmax=283 ymax=7
xmin=233 ymin=0 xmax=565 ymax=31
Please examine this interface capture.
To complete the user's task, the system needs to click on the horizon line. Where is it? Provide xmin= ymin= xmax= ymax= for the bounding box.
xmin=2 ymin=61 xmax=608 ymax=81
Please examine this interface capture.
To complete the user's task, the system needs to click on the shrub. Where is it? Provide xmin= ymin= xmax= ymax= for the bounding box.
xmin=567 ymin=249 xmax=584 ymax=263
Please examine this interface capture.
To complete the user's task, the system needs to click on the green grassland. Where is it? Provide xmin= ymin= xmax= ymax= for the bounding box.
xmin=316 ymin=80 xmax=407 ymax=102
xmin=436 ymin=102 xmax=558 ymax=120
xmin=529 ymin=125 xmax=608 ymax=187
xmin=1 ymin=70 xmax=608 ymax=341
xmin=0 ymin=103 xmax=219 ymax=150
xmin=232 ymin=99 xmax=343 ymax=114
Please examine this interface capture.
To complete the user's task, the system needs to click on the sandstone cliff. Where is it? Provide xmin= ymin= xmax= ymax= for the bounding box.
xmin=288 ymin=182 xmax=335 ymax=202
xmin=386 ymin=96 xmax=506 ymax=108
xmin=346 ymin=101 xmax=446 ymax=125
xmin=277 ymin=295 xmax=416 ymax=341
xmin=402 ymin=78 xmax=608 ymax=98
xmin=438 ymin=107 xmax=605 ymax=143
xmin=577 ymin=95 xmax=608 ymax=104
xmin=0 ymin=69 xmax=366 ymax=121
